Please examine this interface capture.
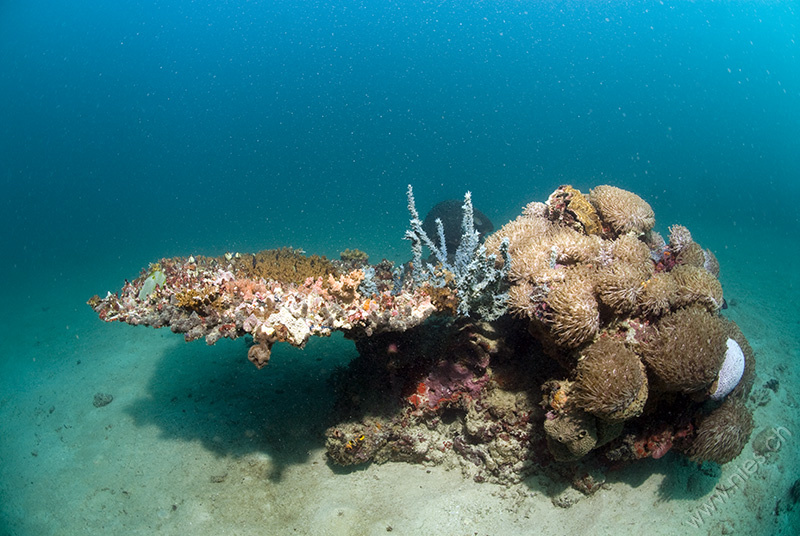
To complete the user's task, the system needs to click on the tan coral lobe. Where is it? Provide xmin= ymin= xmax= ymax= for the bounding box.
xmin=573 ymin=338 xmax=648 ymax=422
xmin=590 ymin=185 xmax=655 ymax=236
xmin=641 ymin=306 xmax=727 ymax=393
xmin=683 ymin=399 xmax=753 ymax=464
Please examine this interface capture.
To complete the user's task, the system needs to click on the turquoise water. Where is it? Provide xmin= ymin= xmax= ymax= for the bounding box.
xmin=1 ymin=2 xmax=798 ymax=535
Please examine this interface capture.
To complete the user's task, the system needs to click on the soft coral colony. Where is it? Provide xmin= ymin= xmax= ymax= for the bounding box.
xmin=89 ymin=184 xmax=754 ymax=486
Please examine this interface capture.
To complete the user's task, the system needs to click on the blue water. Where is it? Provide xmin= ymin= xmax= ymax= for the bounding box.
xmin=1 ymin=2 xmax=798 ymax=535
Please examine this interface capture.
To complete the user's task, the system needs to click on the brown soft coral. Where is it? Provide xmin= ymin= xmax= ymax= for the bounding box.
xmin=545 ymin=272 xmax=600 ymax=348
xmin=675 ymin=241 xmax=706 ymax=268
xmin=235 ymin=248 xmax=337 ymax=283
xmin=573 ymin=338 xmax=648 ymax=422
xmin=596 ymin=263 xmax=649 ymax=314
xmin=590 ymin=185 xmax=655 ymax=237
xmin=641 ymin=306 xmax=727 ymax=393
xmin=671 ymin=264 xmax=724 ymax=312
xmin=484 ymin=214 xmax=550 ymax=260
xmin=637 ymin=272 xmax=678 ymax=317
xmin=682 ymin=399 xmax=753 ymax=464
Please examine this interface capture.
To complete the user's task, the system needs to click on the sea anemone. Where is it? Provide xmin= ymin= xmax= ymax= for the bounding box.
xmin=507 ymin=280 xmax=536 ymax=318
xmin=683 ymin=399 xmax=754 ymax=464
xmin=590 ymin=185 xmax=656 ymax=236
xmin=573 ymin=338 xmax=648 ymax=422
xmin=641 ymin=306 xmax=727 ymax=393
xmin=703 ymin=249 xmax=720 ymax=278
xmin=675 ymin=241 xmax=706 ymax=268
xmin=548 ymin=227 xmax=604 ymax=265
xmin=484 ymin=215 xmax=550 ymax=260
xmin=609 ymin=233 xmax=655 ymax=273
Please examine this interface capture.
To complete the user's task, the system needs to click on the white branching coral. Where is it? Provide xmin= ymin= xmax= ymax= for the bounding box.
xmin=404 ymin=185 xmax=511 ymax=320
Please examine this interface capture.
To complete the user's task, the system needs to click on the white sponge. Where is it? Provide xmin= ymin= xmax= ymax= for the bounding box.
xmin=710 ymin=338 xmax=745 ymax=401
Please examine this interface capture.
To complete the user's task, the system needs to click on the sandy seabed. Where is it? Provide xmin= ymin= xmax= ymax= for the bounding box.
xmin=1 ymin=224 xmax=798 ymax=536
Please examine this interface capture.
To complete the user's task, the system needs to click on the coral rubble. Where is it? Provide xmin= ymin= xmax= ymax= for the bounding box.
xmin=89 ymin=184 xmax=756 ymax=491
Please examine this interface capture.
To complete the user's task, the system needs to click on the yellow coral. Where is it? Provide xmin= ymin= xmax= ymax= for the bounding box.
xmin=174 ymin=287 xmax=223 ymax=313
xmin=556 ymin=185 xmax=603 ymax=235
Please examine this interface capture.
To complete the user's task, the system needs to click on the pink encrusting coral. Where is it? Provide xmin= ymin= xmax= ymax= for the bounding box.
xmin=408 ymin=360 xmax=489 ymax=412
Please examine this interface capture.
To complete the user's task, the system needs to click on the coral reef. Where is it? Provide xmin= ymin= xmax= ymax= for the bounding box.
xmin=88 ymin=248 xmax=437 ymax=351
xmin=88 ymin=183 xmax=757 ymax=493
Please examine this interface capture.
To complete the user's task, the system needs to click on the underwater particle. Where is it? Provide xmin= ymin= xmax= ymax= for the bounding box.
xmin=572 ymin=338 xmax=648 ymax=422
xmin=683 ymin=399 xmax=754 ymax=465
xmin=93 ymin=392 xmax=114 ymax=408
xmin=709 ymin=338 xmax=746 ymax=401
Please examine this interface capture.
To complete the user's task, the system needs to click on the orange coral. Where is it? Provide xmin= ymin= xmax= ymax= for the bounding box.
xmin=327 ymin=270 xmax=365 ymax=303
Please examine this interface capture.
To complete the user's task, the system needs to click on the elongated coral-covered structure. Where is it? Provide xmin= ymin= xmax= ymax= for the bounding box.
xmin=89 ymin=183 xmax=757 ymax=488
xmin=88 ymin=250 xmax=437 ymax=368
